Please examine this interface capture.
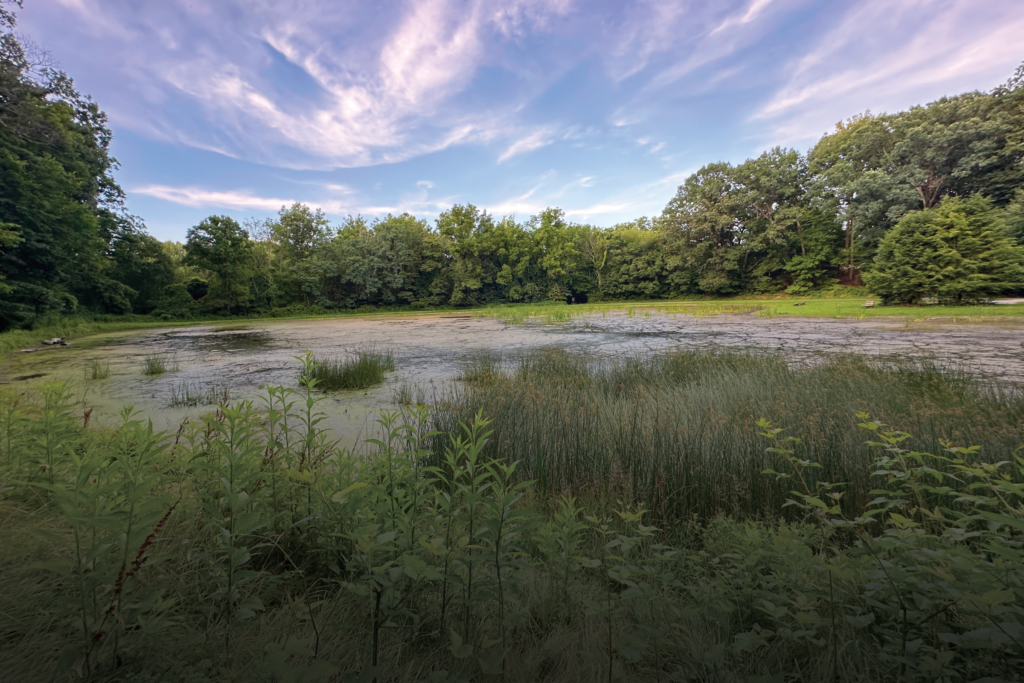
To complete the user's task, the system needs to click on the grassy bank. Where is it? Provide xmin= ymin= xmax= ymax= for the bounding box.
xmin=1 ymin=353 xmax=1023 ymax=682
xmin=473 ymin=299 xmax=1024 ymax=325
xmin=5 ymin=295 xmax=1023 ymax=358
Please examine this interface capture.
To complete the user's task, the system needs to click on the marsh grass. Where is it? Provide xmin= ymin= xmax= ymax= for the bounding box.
xmin=392 ymin=382 xmax=431 ymax=406
xmin=169 ymin=379 xmax=230 ymax=407
xmin=432 ymin=348 xmax=1024 ymax=520
xmin=305 ymin=348 xmax=395 ymax=390
xmin=141 ymin=353 xmax=177 ymax=376
xmin=84 ymin=359 xmax=109 ymax=380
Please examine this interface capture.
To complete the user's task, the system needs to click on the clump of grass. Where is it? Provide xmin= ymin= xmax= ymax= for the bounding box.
xmin=141 ymin=354 xmax=177 ymax=376
xmin=304 ymin=348 xmax=395 ymax=390
xmin=85 ymin=360 xmax=109 ymax=380
xmin=458 ymin=351 xmax=505 ymax=383
xmin=168 ymin=379 xmax=230 ymax=407
xmin=392 ymin=382 xmax=430 ymax=406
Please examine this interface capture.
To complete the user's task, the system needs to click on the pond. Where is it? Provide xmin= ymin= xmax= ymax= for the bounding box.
xmin=3 ymin=310 xmax=1023 ymax=449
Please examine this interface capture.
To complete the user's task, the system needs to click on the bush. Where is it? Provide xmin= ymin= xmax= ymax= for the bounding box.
xmin=864 ymin=195 xmax=1024 ymax=304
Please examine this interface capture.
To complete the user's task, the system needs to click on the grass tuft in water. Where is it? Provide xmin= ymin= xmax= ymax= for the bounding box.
xmin=85 ymin=360 xmax=110 ymax=380
xmin=304 ymin=348 xmax=395 ymax=390
xmin=168 ymin=379 xmax=230 ymax=407
xmin=392 ymin=382 xmax=430 ymax=406
xmin=141 ymin=354 xmax=177 ymax=376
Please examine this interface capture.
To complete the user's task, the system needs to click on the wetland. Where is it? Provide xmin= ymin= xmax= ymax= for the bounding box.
xmin=4 ymin=305 xmax=1024 ymax=447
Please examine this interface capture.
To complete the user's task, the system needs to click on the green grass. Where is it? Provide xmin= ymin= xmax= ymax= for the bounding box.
xmin=755 ymin=298 xmax=1024 ymax=320
xmin=168 ymin=379 xmax=230 ymax=407
xmin=0 ymin=316 xmax=169 ymax=355
xmin=433 ymin=348 xmax=1024 ymax=520
xmin=84 ymin=359 xmax=109 ymax=380
xmin=141 ymin=354 xmax=177 ymax=376
xmin=474 ymin=298 xmax=1024 ymax=325
xmin=305 ymin=348 xmax=395 ymax=390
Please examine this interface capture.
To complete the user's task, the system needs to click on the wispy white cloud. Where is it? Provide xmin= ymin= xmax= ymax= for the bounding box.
xmin=133 ymin=184 xmax=363 ymax=214
xmin=33 ymin=0 xmax=576 ymax=169
xmin=498 ymin=129 xmax=556 ymax=162
xmin=484 ymin=167 xmax=694 ymax=223
xmin=133 ymin=181 xmax=461 ymax=218
xmin=134 ymin=185 xmax=299 ymax=212
xmin=485 ymin=187 xmax=543 ymax=215
xmin=643 ymin=1 xmax=800 ymax=91
xmin=564 ymin=202 xmax=635 ymax=218
xmin=753 ymin=0 xmax=1024 ymax=146
xmin=710 ymin=0 xmax=777 ymax=36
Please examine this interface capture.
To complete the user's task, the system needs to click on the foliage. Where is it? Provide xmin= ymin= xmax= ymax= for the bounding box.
xmin=864 ymin=195 xmax=1024 ymax=304
xmin=2 ymin=354 xmax=1024 ymax=681
xmin=184 ymin=216 xmax=254 ymax=313
xmin=0 ymin=3 xmax=133 ymax=329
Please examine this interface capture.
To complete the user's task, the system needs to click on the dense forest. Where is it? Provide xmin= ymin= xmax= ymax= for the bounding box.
xmin=1 ymin=2 xmax=1023 ymax=330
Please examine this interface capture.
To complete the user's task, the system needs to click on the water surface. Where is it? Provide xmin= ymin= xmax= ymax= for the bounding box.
xmin=4 ymin=311 xmax=1022 ymax=447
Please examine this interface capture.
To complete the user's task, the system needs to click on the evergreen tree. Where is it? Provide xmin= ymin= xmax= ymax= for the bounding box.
xmin=864 ymin=195 xmax=1024 ymax=304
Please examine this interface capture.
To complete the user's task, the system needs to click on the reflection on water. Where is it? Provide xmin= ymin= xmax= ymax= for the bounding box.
xmin=2 ymin=311 xmax=1023 ymax=450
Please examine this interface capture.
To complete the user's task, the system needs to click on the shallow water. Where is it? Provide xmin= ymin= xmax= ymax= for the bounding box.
xmin=3 ymin=311 xmax=1023 ymax=448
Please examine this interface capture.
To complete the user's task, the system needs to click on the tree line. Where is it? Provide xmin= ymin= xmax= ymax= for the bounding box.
xmin=1 ymin=0 xmax=1022 ymax=329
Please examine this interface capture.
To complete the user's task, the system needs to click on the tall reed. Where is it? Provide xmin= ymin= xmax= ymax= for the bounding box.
xmin=432 ymin=348 xmax=1024 ymax=521
xmin=303 ymin=348 xmax=395 ymax=390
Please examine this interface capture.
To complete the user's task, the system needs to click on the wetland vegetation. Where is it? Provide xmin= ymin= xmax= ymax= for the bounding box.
xmin=2 ymin=350 xmax=1024 ymax=682
xmin=305 ymin=349 xmax=396 ymax=391
xmin=2 ymin=2 xmax=1024 ymax=680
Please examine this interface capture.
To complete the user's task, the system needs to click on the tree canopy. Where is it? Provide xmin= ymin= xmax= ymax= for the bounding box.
xmin=0 ymin=0 xmax=1021 ymax=327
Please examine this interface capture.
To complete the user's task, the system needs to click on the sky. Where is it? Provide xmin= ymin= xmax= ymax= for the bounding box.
xmin=17 ymin=0 xmax=1024 ymax=241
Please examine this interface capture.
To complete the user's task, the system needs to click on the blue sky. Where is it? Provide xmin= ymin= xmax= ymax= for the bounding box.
xmin=20 ymin=0 xmax=1024 ymax=241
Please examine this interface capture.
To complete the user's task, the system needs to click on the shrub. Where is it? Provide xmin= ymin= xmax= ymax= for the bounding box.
xmin=864 ymin=194 xmax=1024 ymax=304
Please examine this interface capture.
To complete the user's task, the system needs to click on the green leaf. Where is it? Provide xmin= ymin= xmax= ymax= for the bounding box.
xmin=449 ymin=630 xmax=473 ymax=659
